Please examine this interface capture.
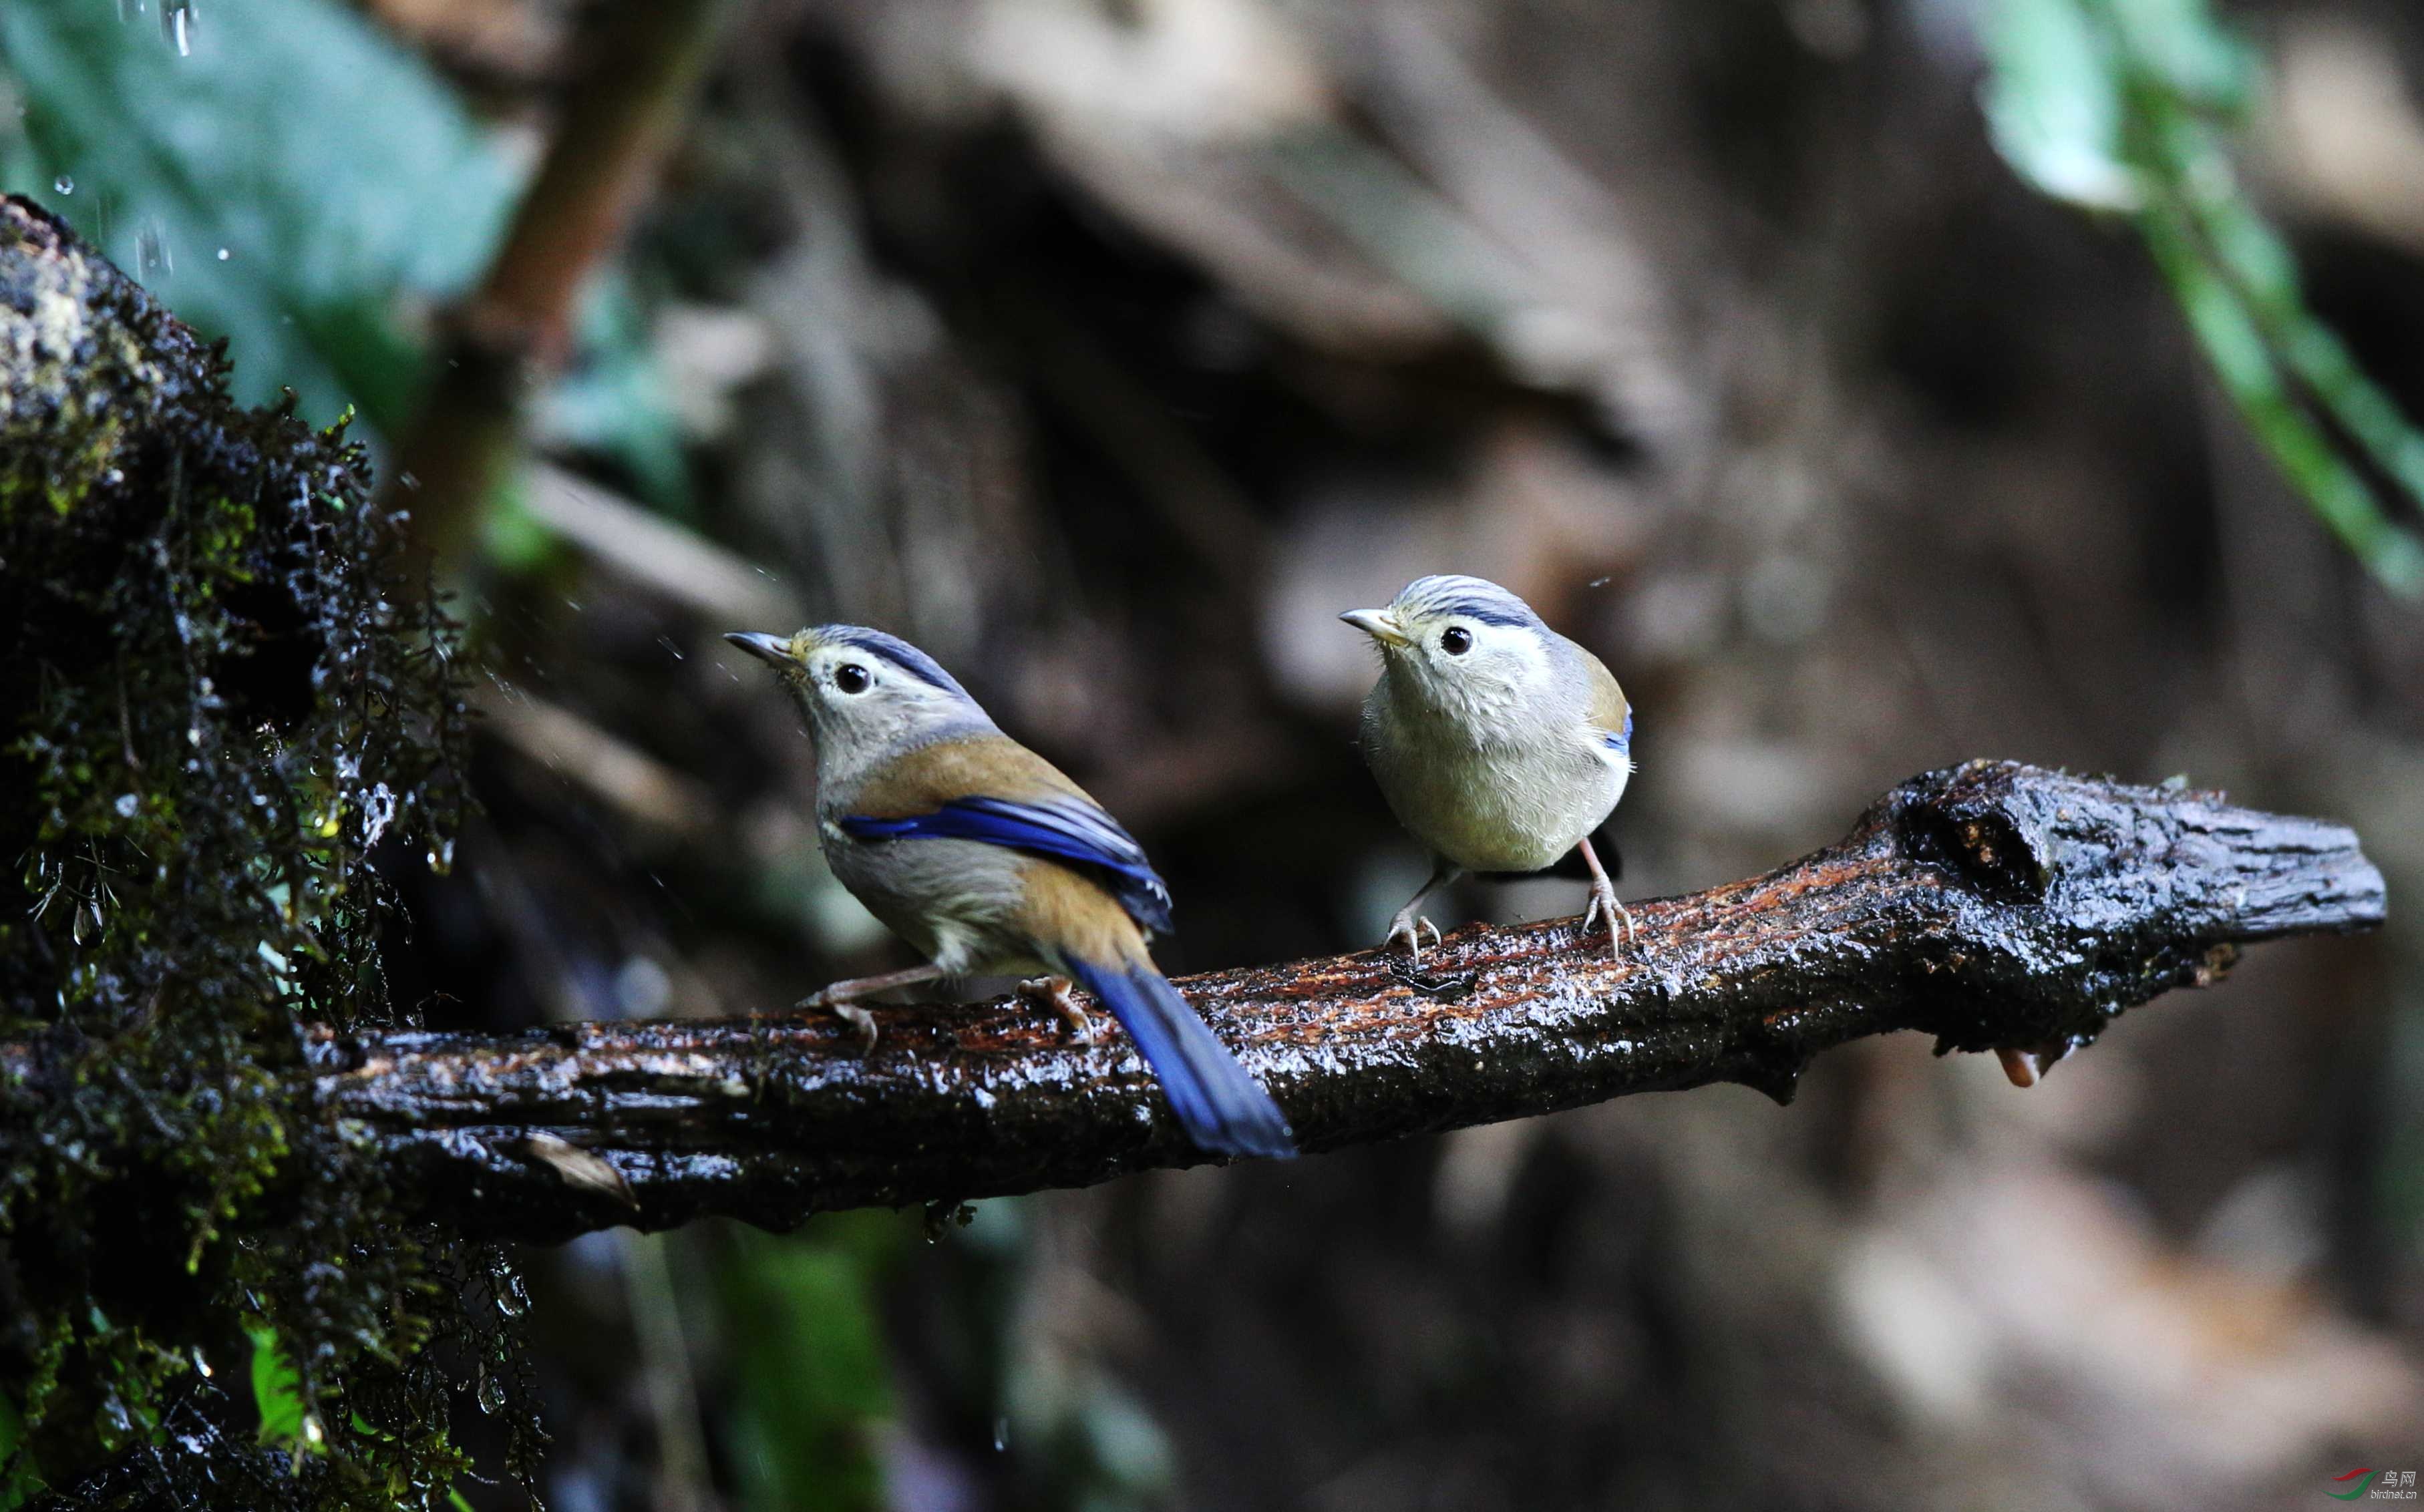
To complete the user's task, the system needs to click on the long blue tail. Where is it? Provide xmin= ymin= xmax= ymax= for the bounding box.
xmin=1062 ymin=956 xmax=1294 ymax=1159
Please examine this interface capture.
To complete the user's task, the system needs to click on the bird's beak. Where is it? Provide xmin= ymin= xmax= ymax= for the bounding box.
xmin=725 ymin=631 xmax=800 ymax=666
xmin=1339 ymin=608 xmax=1410 ymax=648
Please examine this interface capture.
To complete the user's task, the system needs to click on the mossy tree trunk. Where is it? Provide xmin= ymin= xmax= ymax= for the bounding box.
xmin=1 ymin=196 xmax=529 ymax=1509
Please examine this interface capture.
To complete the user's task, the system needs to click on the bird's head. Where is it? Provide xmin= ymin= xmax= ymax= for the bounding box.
xmin=725 ymin=625 xmax=993 ymax=761
xmin=1340 ymin=574 xmax=1561 ymax=725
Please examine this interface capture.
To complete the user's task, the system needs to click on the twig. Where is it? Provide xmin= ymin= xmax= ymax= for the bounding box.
xmin=383 ymin=0 xmax=744 ymax=578
xmin=293 ymin=761 xmax=2383 ymax=1243
xmin=521 ymin=461 xmax=799 ymax=625
xmin=474 ymin=681 xmax=720 ymax=838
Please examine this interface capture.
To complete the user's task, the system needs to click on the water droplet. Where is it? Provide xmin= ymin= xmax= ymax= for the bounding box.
xmin=425 ymin=837 xmax=456 ymax=876
xmin=159 ymin=0 xmax=192 ymax=54
xmin=114 ymin=793 xmax=140 ymax=817
xmin=496 ymin=1272 xmax=531 ymax=1318
xmin=192 ymin=1347 xmax=212 ymax=1378
xmin=53 ymin=175 xmax=73 ymax=196
xmin=563 ymin=598 xmax=582 ymax=612
xmin=992 ymin=1416 xmax=1010 ymax=1452
xmin=476 ymin=1368 xmax=506 ymax=1416
xmin=138 ymin=218 xmax=173 ymax=278
xmin=656 ymin=634 xmax=684 ymax=661
xmin=216 ymin=246 xmax=230 ymax=260
xmin=398 ymin=471 xmax=420 ymax=492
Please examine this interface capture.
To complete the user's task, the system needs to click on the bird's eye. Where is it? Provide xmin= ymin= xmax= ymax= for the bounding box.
xmin=1441 ymin=626 xmax=1472 ymax=655
xmin=834 ymin=663 xmax=872 ymax=694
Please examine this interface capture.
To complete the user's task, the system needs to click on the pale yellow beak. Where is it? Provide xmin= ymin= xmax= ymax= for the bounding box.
xmin=1339 ymin=608 xmax=1411 ymax=648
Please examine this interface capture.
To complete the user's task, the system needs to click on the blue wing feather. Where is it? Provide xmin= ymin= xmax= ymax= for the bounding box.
xmin=839 ymin=796 xmax=1175 ymax=934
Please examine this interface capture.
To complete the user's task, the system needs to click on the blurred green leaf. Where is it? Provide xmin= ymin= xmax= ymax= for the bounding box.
xmin=0 ymin=1392 xmax=43 ymax=1510
xmin=1980 ymin=0 xmax=2140 ymax=209
xmin=0 ymin=0 xmax=689 ymax=514
xmin=1978 ymin=0 xmax=2251 ymax=209
xmin=720 ymin=1215 xmax=900 ymax=1512
xmin=0 ymin=0 xmax=517 ymax=429
xmin=539 ymin=280 xmax=691 ymax=512
xmin=479 ymin=478 xmax=561 ymax=576
xmin=2105 ymin=0 xmax=2250 ymax=108
xmin=1979 ymin=0 xmax=2424 ymax=596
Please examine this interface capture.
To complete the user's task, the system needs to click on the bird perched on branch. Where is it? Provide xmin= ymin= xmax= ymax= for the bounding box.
xmin=1341 ymin=574 xmax=1635 ymax=962
xmin=726 ymin=625 xmax=1294 ymax=1159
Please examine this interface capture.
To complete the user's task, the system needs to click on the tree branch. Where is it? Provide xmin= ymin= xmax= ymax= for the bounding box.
xmin=381 ymin=0 xmax=744 ymax=576
xmin=303 ymin=761 xmax=2383 ymax=1243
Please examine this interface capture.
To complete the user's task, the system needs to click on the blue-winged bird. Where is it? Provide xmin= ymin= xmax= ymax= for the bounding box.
xmin=728 ymin=626 xmax=1294 ymax=1159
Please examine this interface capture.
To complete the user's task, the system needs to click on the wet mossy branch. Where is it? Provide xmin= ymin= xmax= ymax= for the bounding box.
xmin=295 ymin=761 xmax=2385 ymax=1245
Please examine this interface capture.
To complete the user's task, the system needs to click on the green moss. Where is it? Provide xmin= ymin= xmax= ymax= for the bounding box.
xmin=0 ymin=194 xmax=532 ymax=1507
xmin=0 ymin=206 xmax=168 ymax=522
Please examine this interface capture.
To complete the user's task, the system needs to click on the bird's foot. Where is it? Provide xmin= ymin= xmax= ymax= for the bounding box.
xmin=793 ymin=964 xmax=946 ymax=1053
xmin=832 ymin=1003 xmax=880 ymax=1055
xmin=795 ymin=988 xmax=881 ymax=1055
xmin=1581 ymin=880 xmax=1634 ymax=961
xmin=1020 ymin=975 xmax=1095 ymax=1045
xmin=1385 ymin=910 xmax=1443 ymax=962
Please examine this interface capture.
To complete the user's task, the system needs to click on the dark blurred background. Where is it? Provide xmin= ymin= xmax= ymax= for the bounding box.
xmin=7 ymin=0 xmax=2423 ymax=1506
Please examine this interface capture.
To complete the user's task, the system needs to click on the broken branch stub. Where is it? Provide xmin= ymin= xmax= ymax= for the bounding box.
xmin=309 ymin=761 xmax=2383 ymax=1242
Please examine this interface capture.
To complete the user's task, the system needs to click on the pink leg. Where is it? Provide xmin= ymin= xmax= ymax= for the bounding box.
xmin=1385 ymin=860 xmax=1462 ymax=962
xmin=797 ymin=963 xmax=946 ymax=1053
xmin=1576 ymin=836 xmax=1632 ymax=960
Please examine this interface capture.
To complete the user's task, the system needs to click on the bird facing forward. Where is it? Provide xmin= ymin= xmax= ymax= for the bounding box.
xmin=727 ymin=625 xmax=1294 ymax=1159
xmin=1341 ymin=574 xmax=1635 ymax=960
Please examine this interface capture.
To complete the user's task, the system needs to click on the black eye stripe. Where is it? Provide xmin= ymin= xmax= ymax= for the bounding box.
xmin=834 ymin=663 xmax=872 ymax=693
xmin=1441 ymin=626 xmax=1472 ymax=654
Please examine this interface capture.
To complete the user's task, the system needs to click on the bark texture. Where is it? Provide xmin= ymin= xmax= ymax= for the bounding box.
xmin=301 ymin=760 xmax=2384 ymax=1242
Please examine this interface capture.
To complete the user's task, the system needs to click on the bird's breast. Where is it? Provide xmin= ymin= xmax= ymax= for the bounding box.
xmin=1362 ymin=697 xmax=1623 ymax=872
xmin=819 ymin=827 xmax=1032 ymax=974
